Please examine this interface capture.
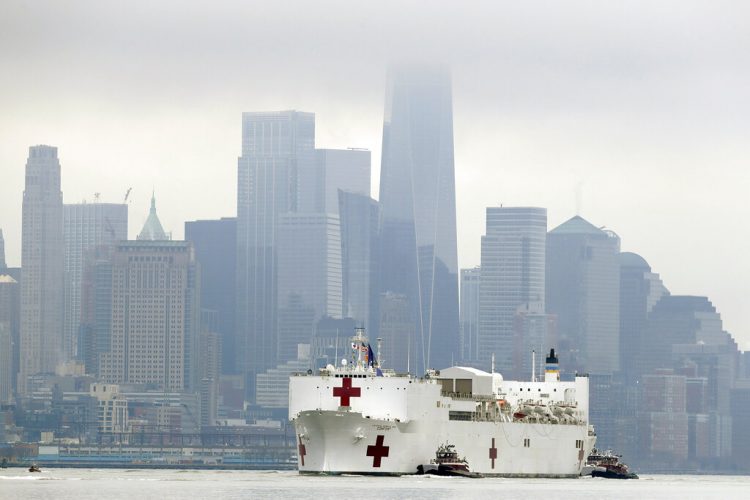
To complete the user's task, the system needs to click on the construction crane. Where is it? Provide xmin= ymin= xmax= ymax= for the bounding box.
xmin=124 ymin=187 xmax=132 ymax=204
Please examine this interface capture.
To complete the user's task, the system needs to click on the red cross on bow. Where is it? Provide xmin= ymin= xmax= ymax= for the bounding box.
xmin=489 ymin=438 xmax=497 ymax=469
xmin=333 ymin=376 xmax=361 ymax=406
xmin=298 ymin=435 xmax=306 ymax=466
xmin=366 ymin=435 xmax=390 ymax=467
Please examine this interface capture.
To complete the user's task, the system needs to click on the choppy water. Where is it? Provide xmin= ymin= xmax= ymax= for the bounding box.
xmin=1 ymin=468 xmax=748 ymax=500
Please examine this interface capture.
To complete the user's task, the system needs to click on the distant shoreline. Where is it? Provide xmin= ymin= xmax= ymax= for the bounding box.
xmin=1 ymin=462 xmax=297 ymax=471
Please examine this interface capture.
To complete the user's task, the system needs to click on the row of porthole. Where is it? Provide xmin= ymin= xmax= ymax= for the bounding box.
xmin=508 ymin=388 xmax=558 ymax=392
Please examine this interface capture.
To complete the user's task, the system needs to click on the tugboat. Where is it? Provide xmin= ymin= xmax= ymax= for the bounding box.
xmin=585 ymin=449 xmax=637 ymax=479
xmin=416 ymin=444 xmax=482 ymax=478
xmin=28 ymin=463 xmax=41 ymax=473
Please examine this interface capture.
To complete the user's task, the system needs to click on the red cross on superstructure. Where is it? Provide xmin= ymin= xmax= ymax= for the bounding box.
xmin=298 ymin=435 xmax=306 ymax=466
xmin=366 ymin=435 xmax=390 ymax=468
xmin=333 ymin=376 xmax=361 ymax=407
xmin=489 ymin=438 xmax=497 ymax=469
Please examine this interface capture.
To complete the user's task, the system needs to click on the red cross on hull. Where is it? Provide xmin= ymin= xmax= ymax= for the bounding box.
xmin=489 ymin=438 xmax=498 ymax=469
xmin=298 ymin=435 xmax=306 ymax=466
xmin=333 ymin=376 xmax=361 ymax=406
xmin=366 ymin=435 xmax=390 ymax=467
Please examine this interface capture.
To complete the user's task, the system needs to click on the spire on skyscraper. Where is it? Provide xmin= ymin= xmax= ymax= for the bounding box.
xmin=137 ymin=191 xmax=168 ymax=240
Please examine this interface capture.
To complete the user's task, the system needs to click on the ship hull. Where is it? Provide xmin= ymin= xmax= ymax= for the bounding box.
xmin=294 ymin=410 xmax=594 ymax=477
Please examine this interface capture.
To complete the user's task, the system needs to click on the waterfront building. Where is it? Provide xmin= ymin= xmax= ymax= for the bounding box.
xmin=90 ymin=383 xmax=129 ymax=434
xmin=639 ymin=370 xmax=689 ymax=463
xmin=378 ymin=65 xmax=459 ymax=372
xmin=236 ymin=111 xmax=315 ymax=394
xmin=256 ymin=344 xmax=310 ymax=409
xmin=19 ymin=145 xmax=64 ymax=393
xmin=198 ymin=331 xmax=221 ymax=427
xmin=546 ymin=216 xmax=620 ymax=375
xmin=185 ymin=217 xmax=236 ymax=374
xmin=63 ymin=202 xmax=127 ymax=361
xmin=478 ymin=207 xmax=547 ymax=374
xmin=99 ymin=199 xmax=199 ymax=392
xmin=459 ymin=267 xmax=480 ymax=365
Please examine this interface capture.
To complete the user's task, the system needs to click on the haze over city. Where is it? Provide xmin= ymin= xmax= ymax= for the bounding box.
xmin=1 ymin=1 xmax=748 ymax=345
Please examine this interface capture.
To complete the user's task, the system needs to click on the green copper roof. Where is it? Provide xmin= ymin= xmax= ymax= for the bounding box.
xmin=549 ymin=215 xmax=604 ymax=236
xmin=137 ymin=192 xmax=168 ymax=241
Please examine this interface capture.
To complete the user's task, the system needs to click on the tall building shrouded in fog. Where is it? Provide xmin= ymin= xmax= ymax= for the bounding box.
xmin=478 ymin=207 xmax=547 ymax=374
xmin=63 ymin=202 xmax=127 ymax=361
xmin=236 ymin=111 xmax=315 ymax=393
xmin=338 ymin=191 xmax=379 ymax=333
xmin=276 ymin=213 xmax=342 ymax=363
xmin=378 ymin=65 xmax=459 ymax=372
xmin=19 ymin=145 xmax=64 ymax=393
xmin=546 ymin=216 xmax=620 ymax=375
xmin=619 ymin=252 xmax=668 ymax=382
xmin=315 ymin=148 xmax=371 ymax=215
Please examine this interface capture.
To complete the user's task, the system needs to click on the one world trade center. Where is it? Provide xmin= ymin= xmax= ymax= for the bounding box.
xmin=378 ymin=65 xmax=459 ymax=373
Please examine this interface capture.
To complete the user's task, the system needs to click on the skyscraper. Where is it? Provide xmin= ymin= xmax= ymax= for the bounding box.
xmin=459 ymin=267 xmax=481 ymax=365
xmin=63 ymin=202 xmax=127 ymax=361
xmin=478 ymin=207 xmax=547 ymax=373
xmin=99 ymin=200 xmax=199 ymax=392
xmin=0 ymin=272 xmax=19 ymax=403
xmin=315 ymin=148 xmax=371 ymax=215
xmin=546 ymin=216 xmax=620 ymax=375
xmin=236 ymin=111 xmax=315 ymax=392
xmin=185 ymin=217 xmax=237 ymax=374
xmin=378 ymin=65 xmax=459 ymax=372
xmin=338 ymin=190 xmax=379 ymax=333
xmin=276 ymin=212 xmax=342 ymax=363
xmin=19 ymin=145 xmax=64 ymax=393
xmin=619 ymin=252 xmax=668 ymax=382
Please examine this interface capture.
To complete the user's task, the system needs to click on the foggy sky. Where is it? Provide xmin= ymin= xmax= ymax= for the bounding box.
xmin=1 ymin=1 xmax=749 ymax=346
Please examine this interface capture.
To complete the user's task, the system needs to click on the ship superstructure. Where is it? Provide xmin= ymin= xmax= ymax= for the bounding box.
xmin=289 ymin=329 xmax=595 ymax=477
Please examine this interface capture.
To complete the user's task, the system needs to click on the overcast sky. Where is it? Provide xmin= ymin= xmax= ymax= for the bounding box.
xmin=1 ymin=1 xmax=749 ymax=346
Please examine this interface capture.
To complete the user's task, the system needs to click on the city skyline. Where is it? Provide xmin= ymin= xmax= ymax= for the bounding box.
xmin=1 ymin=2 xmax=748 ymax=349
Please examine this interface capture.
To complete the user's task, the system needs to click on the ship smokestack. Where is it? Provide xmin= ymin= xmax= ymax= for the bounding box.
xmin=544 ymin=348 xmax=560 ymax=382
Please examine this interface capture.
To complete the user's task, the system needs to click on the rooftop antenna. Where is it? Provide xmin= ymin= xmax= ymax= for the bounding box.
xmin=491 ymin=353 xmax=495 ymax=374
xmin=532 ymin=350 xmax=536 ymax=382
xmin=123 ymin=187 xmax=132 ymax=204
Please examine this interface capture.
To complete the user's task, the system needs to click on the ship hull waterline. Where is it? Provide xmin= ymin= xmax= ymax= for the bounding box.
xmin=293 ymin=410 xmax=595 ymax=478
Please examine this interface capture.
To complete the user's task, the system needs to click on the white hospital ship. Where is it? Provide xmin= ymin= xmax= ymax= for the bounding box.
xmin=289 ymin=329 xmax=596 ymax=477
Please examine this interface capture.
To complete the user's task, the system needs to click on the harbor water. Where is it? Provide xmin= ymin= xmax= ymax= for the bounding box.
xmin=1 ymin=468 xmax=748 ymax=500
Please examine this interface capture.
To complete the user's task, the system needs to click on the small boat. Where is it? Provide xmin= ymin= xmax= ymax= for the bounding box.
xmin=416 ymin=444 xmax=482 ymax=478
xmin=585 ymin=449 xmax=637 ymax=479
xmin=28 ymin=463 xmax=41 ymax=473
